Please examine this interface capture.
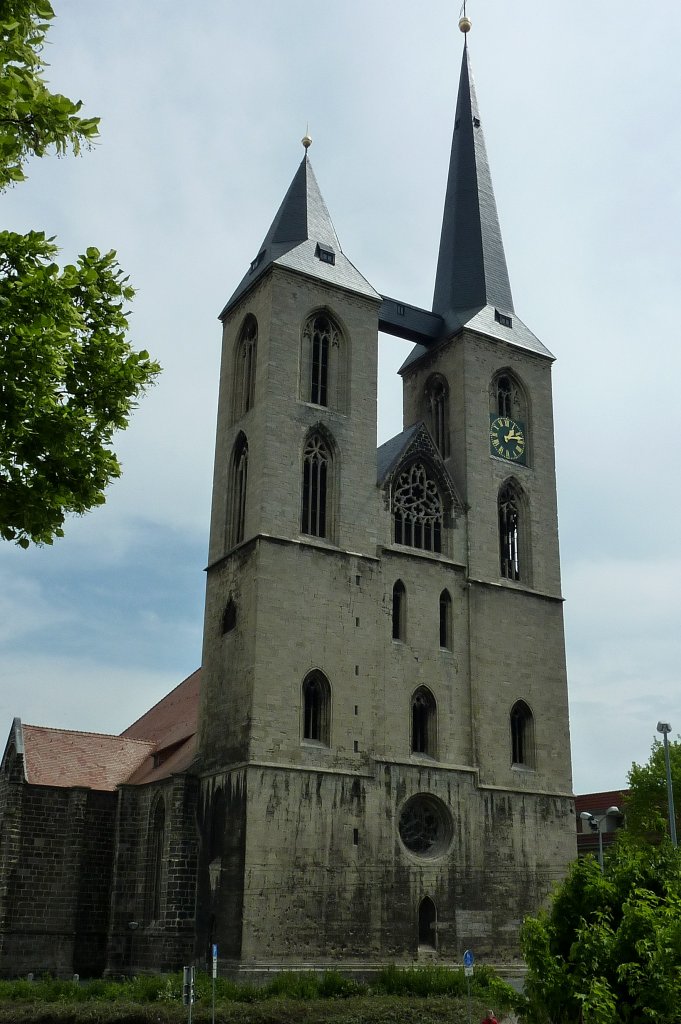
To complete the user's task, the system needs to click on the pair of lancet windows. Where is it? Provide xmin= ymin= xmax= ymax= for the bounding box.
xmin=302 ymin=311 xmax=346 ymax=411
xmin=233 ymin=316 xmax=257 ymax=422
xmin=391 ymin=581 xmax=451 ymax=650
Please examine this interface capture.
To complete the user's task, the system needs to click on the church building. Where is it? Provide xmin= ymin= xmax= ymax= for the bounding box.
xmin=0 ymin=25 xmax=575 ymax=978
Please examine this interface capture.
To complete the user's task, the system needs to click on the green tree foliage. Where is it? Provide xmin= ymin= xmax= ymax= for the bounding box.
xmin=626 ymin=737 xmax=681 ymax=842
xmin=0 ymin=1 xmax=160 ymax=546
xmin=520 ymin=837 xmax=681 ymax=1024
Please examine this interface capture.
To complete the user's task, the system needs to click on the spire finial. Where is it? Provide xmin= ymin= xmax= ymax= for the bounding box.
xmin=302 ymin=125 xmax=312 ymax=151
xmin=459 ymin=0 xmax=471 ymax=33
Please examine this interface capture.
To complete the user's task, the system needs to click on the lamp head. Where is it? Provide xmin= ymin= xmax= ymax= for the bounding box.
xmin=657 ymin=722 xmax=672 ymax=735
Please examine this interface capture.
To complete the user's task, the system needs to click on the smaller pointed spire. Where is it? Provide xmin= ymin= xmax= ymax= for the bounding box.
xmin=432 ymin=42 xmax=514 ymax=326
xmin=221 ymin=152 xmax=379 ymax=317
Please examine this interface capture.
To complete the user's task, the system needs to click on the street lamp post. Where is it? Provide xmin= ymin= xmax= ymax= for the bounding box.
xmin=579 ymin=807 xmax=621 ymax=872
xmin=656 ymin=721 xmax=678 ymax=848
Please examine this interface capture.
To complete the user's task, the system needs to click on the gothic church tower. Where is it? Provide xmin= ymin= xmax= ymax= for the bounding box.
xmin=195 ymin=30 xmax=574 ymax=970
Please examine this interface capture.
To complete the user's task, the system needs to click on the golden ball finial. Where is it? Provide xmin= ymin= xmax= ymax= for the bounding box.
xmin=459 ymin=15 xmax=472 ymax=33
xmin=302 ymin=131 xmax=312 ymax=151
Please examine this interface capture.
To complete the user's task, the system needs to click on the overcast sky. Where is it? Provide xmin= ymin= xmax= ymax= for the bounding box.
xmin=2 ymin=1 xmax=680 ymax=796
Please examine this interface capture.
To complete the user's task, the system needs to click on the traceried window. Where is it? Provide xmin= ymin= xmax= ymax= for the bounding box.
xmin=424 ymin=375 xmax=449 ymax=457
xmin=511 ymin=700 xmax=535 ymax=768
xmin=393 ymin=462 xmax=444 ymax=554
xmin=392 ymin=580 xmax=406 ymax=641
xmin=233 ymin=315 xmax=257 ymax=420
xmin=302 ymin=671 xmax=331 ymax=745
xmin=228 ymin=433 xmax=248 ymax=549
xmin=496 ymin=373 xmax=513 ymax=418
xmin=411 ymin=686 xmax=437 ymax=757
xmin=301 ymin=432 xmax=332 ymax=539
xmin=398 ymin=794 xmax=452 ymax=859
xmin=300 ymin=311 xmax=347 ymax=411
xmin=145 ymin=797 xmax=165 ymax=923
xmin=498 ymin=480 xmax=522 ymax=581
xmin=439 ymin=589 xmax=452 ymax=649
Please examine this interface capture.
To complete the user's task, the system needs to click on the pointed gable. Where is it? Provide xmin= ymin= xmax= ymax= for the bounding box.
xmin=221 ymin=154 xmax=379 ymax=317
xmin=377 ymin=422 xmax=463 ymax=515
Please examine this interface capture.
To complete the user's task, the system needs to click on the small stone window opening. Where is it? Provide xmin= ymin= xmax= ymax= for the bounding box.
xmin=301 ymin=433 xmax=331 ymax=538
xmin=392 ymin=580 xmax=406 ymax=641
xmin=499 ymin=482 xmax=521 ymax=581
xmin=145 ymin=798 xmax=165 ymax=924
xmin=222 ymin=599 xmax=237 ymax=634
xmin=511 ymin=700 xmax=535 ymax=768
xmin=439 ymin=589 xmax=452 ymax=649
xmin=418 ymin=896 xmax=437 ymax=948
xmin=353 ymin=828 xmax=359 ymax=846
xmin=234 ymin=316 xmax=257 ymax=420
xmin=302 ymin=671 xmax=331 ymax=746
xmin=411 ymin=687 xmax=437 ymax=757
xmin=393 ymin=462 xmax=444 ymax=554
xmin=228 ymin=434 xmax=248 ymax=549
xmin=425 ymin=375 xmax=449 ymax=458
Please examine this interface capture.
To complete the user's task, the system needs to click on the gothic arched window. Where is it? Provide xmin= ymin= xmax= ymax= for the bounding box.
xmin=411 ymin=686 xmax=437 ymax=757
xmin=418 ymin=896 xmax=437 ymax=948
xmin=302 ymin=671 xmax=331 ymax=746
xmin=439 ymin=589 xmax=452 ymax=649
xmin=221 ymin=598 xmax=237 ymax=634
xmin=392 ymin=580 xmax=406 ymax=641
xmin=393 ymin=462 xmax=444 ymax=554
xmin=145 ymin=796 xmax=165 ymax=923
xmin=511 ymin=700 xmax=535 ymax=768
xmin=424 ymin=375 xmax=449 ymax=457
xmin=301 ymin=432 xmax=333 ymax=539
xmin=301 ymin=311 xmax=347 ymax=411
xmin=228 ymin=433 xmax=248 ymax=548
xmin=233 ymin=315 xmax=257 ymax=420
xmin=498 ymin=480 xmax=524 ymax=581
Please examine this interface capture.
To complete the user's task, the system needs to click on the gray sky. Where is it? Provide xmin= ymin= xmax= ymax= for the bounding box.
xmin=2 ymin=1 xmax=680 ymax=796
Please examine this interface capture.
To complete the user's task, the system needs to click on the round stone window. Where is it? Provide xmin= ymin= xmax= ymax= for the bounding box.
xmin=398 ymin=794 xmax=453 ymax=859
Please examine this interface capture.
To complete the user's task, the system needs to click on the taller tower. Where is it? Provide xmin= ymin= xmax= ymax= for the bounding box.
xmin=195 ymin=25 xmax=574 ymax=972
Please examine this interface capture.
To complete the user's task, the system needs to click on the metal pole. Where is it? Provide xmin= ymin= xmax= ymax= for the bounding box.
xmin=597 ymin=824 xmax=604 ymax=872
xmin=662 ymin=730 xmax=678 ymax=847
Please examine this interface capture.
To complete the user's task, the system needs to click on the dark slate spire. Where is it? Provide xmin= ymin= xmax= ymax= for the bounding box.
xmin=432 ymin=42 xmax=514 ymax=324
xmin=221 ymin=153 xmax=379 ymax=318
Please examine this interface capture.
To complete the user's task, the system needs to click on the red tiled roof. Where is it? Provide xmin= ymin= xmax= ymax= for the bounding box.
xmin=22 ymin=725 xmax=153 ymax=791
xmin=575 ymin=791 xmax=628 ymax=814
xmin=122 ymin=669 xmax=200 ymax=748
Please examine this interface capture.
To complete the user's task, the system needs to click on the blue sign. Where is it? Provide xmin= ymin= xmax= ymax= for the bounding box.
xmin=212 ymin=944 xmax=218 ymax=959
xmin=463 ymin=948 xmax=474 ymax=968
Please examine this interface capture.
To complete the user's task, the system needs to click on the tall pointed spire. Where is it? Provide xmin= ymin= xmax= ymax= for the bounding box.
xmin=221 ymin=152 xmax=378 ymax=318
xmin=432 ymin=41 xmax=514 ymax=325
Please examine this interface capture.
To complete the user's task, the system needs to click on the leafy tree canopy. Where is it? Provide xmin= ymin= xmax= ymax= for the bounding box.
xmin=520 ymin=837 xmax=681 ymax=1024
xmin=0 ymin=1 xmax=160 ymax=546
xmin=625 ymin=736 xmax=681 ymax=843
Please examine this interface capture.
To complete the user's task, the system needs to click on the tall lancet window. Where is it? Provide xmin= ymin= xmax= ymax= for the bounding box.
xmin=393 ymin=462 xmax=444 ymax=554
xmin=234 ymin=315 xmax=257 ymax=420
xmin=496 ymin=374 xmax=513 ymax=418
xmin=302 ymin=671 xmax=331 ymax=745
xmin=145 ymin=797 xmax=165 ymax=924
xmin=425 ymin=375 xmax=449 ymax=457
xmin=301 ymin=432 xmax=332 ymax=539
xmin=411 ymin=687 xmax=437 ymax=757
xmin=301 ymin=311 xmax=347 ymax=410
xmin=498 ymin=480 xmax=522 ymax=581
xmin=228 ymin=433 xmax=248 ymax=548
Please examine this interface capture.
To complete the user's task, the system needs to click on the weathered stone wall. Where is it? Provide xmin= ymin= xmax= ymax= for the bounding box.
xmin=0 ymin=782 xmax=116 ymax=978
xmin=106 ymin=775 xmax=199 ymax=975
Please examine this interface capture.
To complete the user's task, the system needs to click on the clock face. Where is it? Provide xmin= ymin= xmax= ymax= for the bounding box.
xmin=489 ymin=416 xmax=526 ymax=463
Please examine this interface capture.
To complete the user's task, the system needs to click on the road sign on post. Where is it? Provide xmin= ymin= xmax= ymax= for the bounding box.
xmin=211 ymin=945 xmax=218 ymax=1024
xmin=463 ymin=950 xmax=474 ymax=1024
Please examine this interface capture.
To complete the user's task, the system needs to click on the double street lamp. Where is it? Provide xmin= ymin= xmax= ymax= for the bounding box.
xmin=657 ymin=721 xmax=678 ymax=848
xmin=579 ymin=806 xmax=621 ymax=872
